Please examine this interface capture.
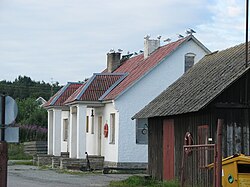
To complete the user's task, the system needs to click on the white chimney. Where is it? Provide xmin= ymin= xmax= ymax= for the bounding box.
xmin=144 ymin=37 xmax=160 ymax=59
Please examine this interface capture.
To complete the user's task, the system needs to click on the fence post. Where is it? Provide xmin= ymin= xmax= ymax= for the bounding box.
xmin=216 ymin=119 xmax=223 ymax=187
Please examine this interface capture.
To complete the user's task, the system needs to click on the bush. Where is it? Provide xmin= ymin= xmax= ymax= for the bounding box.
xmin=8 ymin=143 xmax=33 ymax=160
xmin=16 ymin=124 xmax=47 ymax=142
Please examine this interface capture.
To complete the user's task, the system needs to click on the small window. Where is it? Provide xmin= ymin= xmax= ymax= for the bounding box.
xmin=86 ymin=116 xmax=89 ymax=133
xmin=136 ymin=118 xmax=148 ymax=144
xmin=185 ymin=53 xmax=196 ymax=72
xmin=110 ymin=113 xmax=115 ymax=144
xmin=63 ymin=119 xmax=69 ymax=141
xmin=238 ymin=164 xmax=250 ymax=173
xmin=91 ymin=116 xmax=94 ymax=134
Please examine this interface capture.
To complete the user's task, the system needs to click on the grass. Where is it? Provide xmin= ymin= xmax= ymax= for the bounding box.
xmin=8 ymin=143 xmax=33 ymax=160
xmin=11 ymin=160 xmax=33 ymax=165
xmin=109 ymin=176 xmax=180 ymax=187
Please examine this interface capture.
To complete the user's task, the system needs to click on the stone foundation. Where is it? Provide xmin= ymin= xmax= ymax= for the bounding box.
xmin=60 ymin=158 xmax=86 ymax=170
xmin=104 ymin=161 xmax=148 ymax=169
xmin=88 ymin=155 xmax=104 ymax=170
xmin=34 ymin=154 xmax=53 ymax=166
xmin=60 ymin=156 xmax=104 ymax=170
xmin=52 ymin=156 xmax=61 ymax=168
xmin=34 ymin=153 xmax=144 ymax=172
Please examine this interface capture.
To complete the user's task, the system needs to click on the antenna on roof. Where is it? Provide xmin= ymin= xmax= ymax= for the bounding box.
xmin=163 ymin=38 xmax=171 ymax=43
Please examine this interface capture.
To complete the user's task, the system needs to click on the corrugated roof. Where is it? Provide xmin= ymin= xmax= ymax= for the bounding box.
xmin=133 ymin=42 xmax=250 ymax=119
xmin=44 ymin=82 xmax=83 ymax=107
xmin=64 ymin=73 xmax=126 ymax=103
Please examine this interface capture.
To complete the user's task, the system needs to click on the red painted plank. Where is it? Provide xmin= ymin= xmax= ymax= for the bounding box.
xmin=163 ymin=119 xmax=175 ymax=180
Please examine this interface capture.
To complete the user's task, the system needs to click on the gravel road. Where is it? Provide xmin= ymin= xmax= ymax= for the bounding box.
xmin=7 ymin=164 xmax=132 ymax=187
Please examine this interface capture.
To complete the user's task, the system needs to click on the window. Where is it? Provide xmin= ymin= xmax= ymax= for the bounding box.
xmin=91 ymin=109 xmax=94 ymax=134
xmin=63 ymin=119 xmax=69 ymax=141
xmin=136 ymin=118 xmax=148 ymax=144
xmin=185 ymin=53 xmax=196 ymax=72
xmin=86 ymin=116 xmax=89 ymax=133
xmin=110 ymin=113 xmax=115 ymax=144
xmin=91 ymin=116 xmax=94 ymax=134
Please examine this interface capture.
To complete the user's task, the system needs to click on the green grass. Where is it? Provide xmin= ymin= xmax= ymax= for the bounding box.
xmin=109 ymin=176 xmax=180 ymax=187
xmin=8 ymin=143 xmax=33 ymax=160
xmin=11 ymin=160 xmax=33 ymax=165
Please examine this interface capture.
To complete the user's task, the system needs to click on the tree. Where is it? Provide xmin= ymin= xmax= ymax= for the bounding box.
xmin=0 ymin=75 xmax=61 ymax=100
xmin=16 ymin=98 xmax=47 ymax=126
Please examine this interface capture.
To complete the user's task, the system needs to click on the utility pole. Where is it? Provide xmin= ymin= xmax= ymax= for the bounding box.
xmin=0 ymin=94 xmax=7 ymax=187
xmin=246 ymin=0 xmax=249 ymax=68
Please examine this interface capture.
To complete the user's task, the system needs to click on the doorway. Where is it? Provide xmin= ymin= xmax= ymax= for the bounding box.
xmin=97 ymin=116 xmax=102 ymax=155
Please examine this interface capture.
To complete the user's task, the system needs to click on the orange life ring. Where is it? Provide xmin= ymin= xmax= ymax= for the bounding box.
xmin=104 ymin=123 xmax=108 ymax=138
xmin=184 ymin=132 xmax=193 ymax=155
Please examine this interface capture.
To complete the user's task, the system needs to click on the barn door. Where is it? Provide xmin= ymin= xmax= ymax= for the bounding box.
xmin=163 ymin=119 xmax=175 ymax=180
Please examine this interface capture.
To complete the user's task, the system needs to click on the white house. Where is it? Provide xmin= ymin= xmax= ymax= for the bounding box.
xmin=44 ymin=34 xmax=210 ymax=168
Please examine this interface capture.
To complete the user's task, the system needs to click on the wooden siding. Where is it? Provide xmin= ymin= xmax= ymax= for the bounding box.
xmin=148 ymin=117 xmax=163 ymax=180
xmin=147 ymin=66 xmax=250 ymax=182
xmin=173 ymin=110 xmax=216 ymax=181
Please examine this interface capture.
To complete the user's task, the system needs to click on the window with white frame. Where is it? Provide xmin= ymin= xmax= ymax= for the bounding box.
xmin=63 ymin=119 xmax=69 ymax=141
xmin=185 ymin=53 xmax=196 ymax=72
xmin=136 ymin=118 xmax=148 ymax=144
xmin=110 ymin=113 xmax=115 ymax=144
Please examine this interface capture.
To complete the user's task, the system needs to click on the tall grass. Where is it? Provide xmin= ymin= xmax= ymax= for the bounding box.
xmin=8 ymin=143 xmax=33 ymax=160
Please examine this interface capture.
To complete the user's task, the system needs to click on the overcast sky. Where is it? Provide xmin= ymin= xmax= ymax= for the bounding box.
xmin=0 ymin=0 xmax=246 ymax=85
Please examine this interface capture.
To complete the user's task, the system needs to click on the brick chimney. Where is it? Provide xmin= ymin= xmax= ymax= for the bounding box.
xmin=107 ymin=52 xmax=121 ymax=73
xmin=144 ymin=36 xmax=160 ymax=59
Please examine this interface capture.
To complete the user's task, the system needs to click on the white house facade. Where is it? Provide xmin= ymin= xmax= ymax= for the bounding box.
xmin=44 ymin=35 xmax=210 ymax=168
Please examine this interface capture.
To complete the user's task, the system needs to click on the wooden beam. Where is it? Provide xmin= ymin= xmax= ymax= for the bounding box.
xmin=214 ymin=103 xmax=250 ymax=109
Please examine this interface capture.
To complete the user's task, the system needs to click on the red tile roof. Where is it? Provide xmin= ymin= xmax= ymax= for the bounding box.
xmin=47 ymin=35 xmax=209 ymax=106
xmin=44 ymin=82 xmax=83 ymax=107
xmin=103 ymin=37 xmax=188 ymax=100
xmin=64 ymin=73 xmax=126 ymax=104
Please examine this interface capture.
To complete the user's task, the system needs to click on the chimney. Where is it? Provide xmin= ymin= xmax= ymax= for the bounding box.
xmin=107 ymin=52 xmax=121 ymax=73
xmin=144 ymin=36 xmax=160 ymax=59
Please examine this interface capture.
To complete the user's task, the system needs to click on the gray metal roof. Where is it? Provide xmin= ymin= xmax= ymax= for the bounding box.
xmin=133 ymin=42 xmax=250 ymax=119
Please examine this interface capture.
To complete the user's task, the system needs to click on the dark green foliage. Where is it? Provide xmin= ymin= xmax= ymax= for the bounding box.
xmin=15 ymin=98 xmax=48 ymax=142
xmin=16 ymin=98 xmax=47 ymax=126
xmin=0 ymin=75 xmax=61 ymax=100
xmin=0 ymin=75 xmax=61 ymax=142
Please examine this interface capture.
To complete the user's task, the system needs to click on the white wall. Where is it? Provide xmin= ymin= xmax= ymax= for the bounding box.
xmin=86 ymin=108 xmax=96 ymax=155
xmin=115 ymin=40 xmax=208 ymax=163
xmin=61 ymin=110 xmax=69 ymax=152
xmin=98 ymin=103 xmax=119 ymax=163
